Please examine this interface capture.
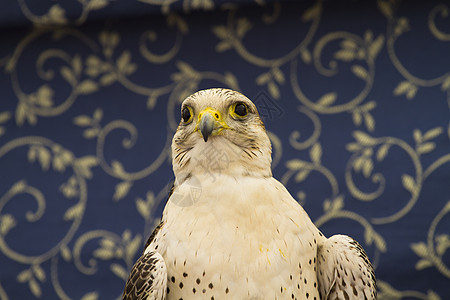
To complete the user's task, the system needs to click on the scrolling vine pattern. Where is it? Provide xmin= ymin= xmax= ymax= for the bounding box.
xmin=0 ymin=0 xmax=449 ymax=299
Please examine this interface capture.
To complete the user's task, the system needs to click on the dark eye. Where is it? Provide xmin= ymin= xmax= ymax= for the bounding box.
xmin=234 ymin=103 xmax=248 ymax=117
xmin=182 ymin=107 xmax=192 ymax=123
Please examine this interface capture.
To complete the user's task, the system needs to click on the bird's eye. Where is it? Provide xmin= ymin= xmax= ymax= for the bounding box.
xmin=181 ymin=106 xmax=193 ymax=123
xmin=233 ymin=103 xmax=248 ymax=117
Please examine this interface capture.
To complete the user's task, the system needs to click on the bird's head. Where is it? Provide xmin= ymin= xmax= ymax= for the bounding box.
xmin=172 ymin=88 xmax=272 ymax=180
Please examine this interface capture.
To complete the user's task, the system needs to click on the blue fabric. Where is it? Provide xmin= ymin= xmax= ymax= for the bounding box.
xmin=0 ymin=0 xmax=449 ymax=299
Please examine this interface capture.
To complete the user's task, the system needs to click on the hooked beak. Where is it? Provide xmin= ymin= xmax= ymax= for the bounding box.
xmin=197 ymin=108 xmax=229 ymax=142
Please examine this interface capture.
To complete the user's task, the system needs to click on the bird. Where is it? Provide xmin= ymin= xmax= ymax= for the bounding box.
xmin=122 ymin=88 xmax=376 ymax=300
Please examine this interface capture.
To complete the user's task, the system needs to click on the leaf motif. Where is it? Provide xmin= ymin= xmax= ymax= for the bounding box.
xmin=377 ymin=281 xmax=402 ymax=299
xmin=83 ymin=128 xmax=99 ymax=139
xmin=0 ymin=111 xmax=11 ymax=124
xmin=364 ymin=112 xmax=375 ymax=132
xmin=368 ymin=34 xmax=385 ymax=60
xmin=116 ymin=51 xmax=131 ymax=73
xmin=286 ymin=159 xmax=307 ymax=170
xmin=81 ymin=291 xmax=99 ymax=300
xmin=0 ymin=214 xmax=16 ymax=236
xmin=110 ymin=263 xmax=128 ymax=280
xmin=113 ymin=181 xmax=133 ymax=201
xmin=17 ymin=269 xmax=31 ymax=283
xmin=415 ymin=258 xmax=433 ymax=270
xmin=212 ymin=25 xmax=229 ymax=40
xmin=111 ymin=160 xmax=126 ymax=176
xmin=61 ymin=66 xmax=77 ymax=86
xmin=353 ymin=131 xmax=377 ymax=146
xmin=32 ymin=264 xmax=46 ymax=282
xmin=77 ymin=80 xmax=99 ymax=95
xmin=75 ymin=156 xmax=98 ymax=179
xmin=10 ymin=180 xmax=27 ymax=194
xmin=377 ymin=0 xmax=393 ymax=18
xmin=236 ymin=18 xmax=252 ymax=38
xmin=36 ymin=146 xmax=51 ymax=171
xmin=362 ymin=159 xmax=374 ymax=178
xmin=441 ymin=76 xmax=450 ymax=91
xmin=126 ymin=235 xmax=142 ymax=261
xmin=346 ymin=142 xmax=361 ymax=152
xmin=376 ymin=144 xmax=391 ymax=161
xmin=317 ymin=92 xmax=337 ymax=107
xmin=331 ymin=196 xmax=344 ymax=212
xmin=73 ymin=115 xmax=92 ymax=127
xmin=301 ymin=3 xmax=322 ymax=22
xmin=334 ymin=49 xmax=355 ymax=62
xmin=435 ymin=234 xmax=450 ymax=256
xmin=352 ymin=110 xmax=362 ymax=126
xmin=310 ymin=143 xmax=322 ymax=164
xmin=64 ymin=203 xmax=84 ymax=221
xmin=93 ymin=248 xmax=114 ymax=260
xmin=15 ymin=103 xmax=26 ymax=127
xmin=351 ymin=65 xmax=368 ymax=80
xmin=255 ymin=72 xmax=271 ymax=85
xmin=36 ymin=85 xmax=54 ymax=107
xmin=294 ymin=170 xmax=311 ymax=183
xmin=300 ymin=48 xmax=312 ymax=64
xmin=136 ymin=198 xmax=150 ymax=219
xmin=268 ymin=81 xmax=280 ymax=99
xmin=216 ymin=41 xmax=232 ymax=52
xmin=29 ymin=278 xmax=42 ymax=298
xmin=272 ymin=67 xmax=285 ymax=84
xmin=99 ymin=72 xmax=117 ymax=86
xmin=61 ymin=245 xmax=72 ymax=262
xmin=402 ymin=174 xmax=417 ymax=195
xmin=411 ymin=242 xmax=428 ymax=258
xmin=87 ymin=0 xmax=109 ymax=10
xmin=423 ymin=127 xmax=443 ymax=141
xmin=417 ymin=142 xmax=435 ymax=155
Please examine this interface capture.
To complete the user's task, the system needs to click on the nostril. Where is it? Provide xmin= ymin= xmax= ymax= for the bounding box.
xmin=215 ymin=113 xmax=219 ymax=119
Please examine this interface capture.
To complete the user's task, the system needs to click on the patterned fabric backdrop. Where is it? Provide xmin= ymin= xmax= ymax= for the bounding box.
xmin=0 ymin=0 xmax=449 ymax=299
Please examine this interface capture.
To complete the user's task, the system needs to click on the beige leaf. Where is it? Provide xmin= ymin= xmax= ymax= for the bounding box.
xmin=61 ymin=66 xmax=77 ymax=86
xmin=353 ymin=130 xmax=377 ymax=146
xmin=351 ymin=65 xmax=368 ymax=80
xmin=216 ymin=41 xmax=232 ymax=53
xmin=0 ymin=214 xmax=16 ymax=236
xmin=61 ymin=245 xmax=72 ymax=262
xmin=415 ymin=258 xmax=433 ymax=270
xmin=17 ymin=269 xmax=31 ymax=283
xmin=93 ymin=248 xmax=114 ymax=260
xmin=286 ymin=159 xmax=307 ymax=170
xmin=317 ymin=92 xmax=337 ymax=107
xmin=81 ymin=291 xmax=99 ymax=300
xmin=423 ymin=127 xmax=443 ymax=141
xmin=136 ymin=198 xmax=150 ymax=219
xmin=113 ymin=181 xmax=133 ymax=201
xmin=116 ymin=51 xmax=131 ymax=73
xmin=417 ymin=142 xmax=435 ymax=155
xmin=110 ymin=263 xmax=128 ymax=280
xmin=268 ymin=81 xmax=280 ymax=99
xmin=402 ymin=174 xmax=417 ymax=195
xmin=99 ymin=72 xmax=117 ymax=86
xmin=77 ymin=80 xmax=99 ymax=95
xmin=301 ymin=3 xmax=322 ymax=22
xmin=32 ymin=264 xmax=46 ymax=282
xmin=0 ymin=111 xmax=11 ymax=124
xmin=87 ymin=0 xmax=109 ymax=10
xmin=75 ymin=155 xmax=98 ymax=179
xmin=300 ymin=48 xmax=312 ymax=64
xmin=29 ymin=278 xmax=42 ymax=298
xmin=212 ymin=25 xmax=229 ymax=40
xmin=126 ymin=235 xmax=142 ymax=261
xmin=73 ymin=115 xmax=92 ymax=127
xmin=294 ymin=170 xmax=311 ymax=183
xmin=64 ymin=203 xmax=84 ymax=221
xmin=255 ymin=72 xmax=271 ymax=85
xmin=376 ymin=144 xmax=391 ymax=161
xmin=411 ymin=242 xmax=428 ymax=258
xmin=334 ymin=49 xmax=355 ymax=61
xmin=310 ymin=143 xmax=322 ymax=164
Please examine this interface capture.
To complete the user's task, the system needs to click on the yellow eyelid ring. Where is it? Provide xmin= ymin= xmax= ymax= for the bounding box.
xmin=181 ymin=106 xmax=194 ymax=124
xmin=229 ymin=102 xmax=248 ymax=118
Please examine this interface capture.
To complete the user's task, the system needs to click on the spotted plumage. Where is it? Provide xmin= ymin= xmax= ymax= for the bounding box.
xmin=122 ymin=88 xmax=376 ymax=299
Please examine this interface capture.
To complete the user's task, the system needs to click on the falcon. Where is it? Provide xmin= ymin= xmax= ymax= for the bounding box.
xmin=122 ymin=88 xmax=376 ymax=299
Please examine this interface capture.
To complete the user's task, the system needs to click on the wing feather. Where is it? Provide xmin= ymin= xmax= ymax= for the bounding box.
xmin=122 ymin=251 xmax=167 ymax=300
xmin=317 ymin=234 xmax=376 ymax=300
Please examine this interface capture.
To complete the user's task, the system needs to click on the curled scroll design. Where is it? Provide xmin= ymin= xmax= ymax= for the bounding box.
xmin=411 ymin=201 xmax=450 ymax=279
xmin=0 ymin=137 xmax=96 ymax=264
xmin=379 ymin=1 xmax=450 ymax=107
xmin=346 ymin=127 xmax=449 ymax=225
xmin=51 ymin=229 xmax=141 ymax=300
xmin=291 ymin=30 xmax=384 ymax=114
